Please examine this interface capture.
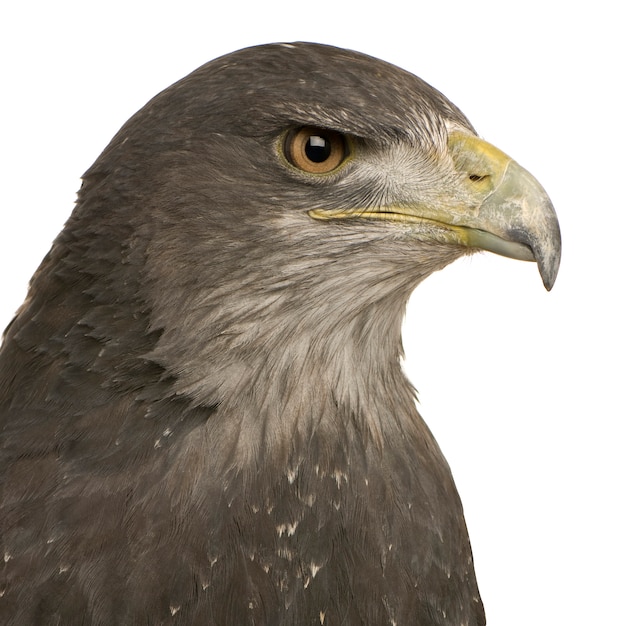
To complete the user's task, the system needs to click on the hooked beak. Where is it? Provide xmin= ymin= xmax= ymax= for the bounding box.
xmin=310 ymin=132 xmax=561 ymax=290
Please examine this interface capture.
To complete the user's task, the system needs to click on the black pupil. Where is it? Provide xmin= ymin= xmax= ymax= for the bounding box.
xmin=305 ymin=135 xmax=331 ymax=162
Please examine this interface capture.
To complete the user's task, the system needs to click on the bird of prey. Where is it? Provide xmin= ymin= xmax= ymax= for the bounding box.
xmin=0 ymin=43 xmax=560 ymax=625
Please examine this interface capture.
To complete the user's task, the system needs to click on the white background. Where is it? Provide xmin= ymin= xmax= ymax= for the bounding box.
xmin=1 ymin=2 xmax=623 ymax=624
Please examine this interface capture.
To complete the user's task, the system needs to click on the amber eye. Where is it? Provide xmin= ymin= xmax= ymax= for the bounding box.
xmin=284 ymin=127 xmax=348 ymax=174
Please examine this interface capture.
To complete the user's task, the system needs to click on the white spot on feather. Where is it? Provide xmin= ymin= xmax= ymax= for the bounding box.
xmin=59 ymin=564 xmax=70 ymax=573
xmin=277 ymin=547 xmax=294 ymax=561
xmin=310 ymin=562 xmax=322 ymax=578
xmin=302 ymin=494 xmax=315 ymax=507
xmin=3 ymin=552 xmax=11 ymax=563
xmin=276 ymin=521 xmax=299 ymax=537
xmin=320 ymin=610 xmax=326 ymax=624
xmin=170 ymin=605 xmax=180 ymax=616
xmin=333 ymin=469 xmax=347 ymax=488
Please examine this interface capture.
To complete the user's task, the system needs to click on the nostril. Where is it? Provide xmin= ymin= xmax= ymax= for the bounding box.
xmin=469 ymin=174 xmax=488 ymax=182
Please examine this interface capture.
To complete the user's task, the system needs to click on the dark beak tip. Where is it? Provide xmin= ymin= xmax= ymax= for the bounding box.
xmin=538 ymin=240 xmax=561 ymax=292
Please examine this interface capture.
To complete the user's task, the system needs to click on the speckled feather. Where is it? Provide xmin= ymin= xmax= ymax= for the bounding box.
xmin=1 ymin=43 xmax=484 ymax=625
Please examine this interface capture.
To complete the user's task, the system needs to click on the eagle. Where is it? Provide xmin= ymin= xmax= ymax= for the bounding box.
xmin=0 ymin=43 xmax=560 ymax=625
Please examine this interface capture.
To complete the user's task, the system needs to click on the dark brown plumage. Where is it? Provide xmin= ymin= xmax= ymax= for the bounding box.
xmin=0 ymin=43 xmax=560 ymax=625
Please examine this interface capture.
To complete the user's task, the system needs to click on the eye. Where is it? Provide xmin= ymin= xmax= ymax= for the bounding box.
xmin=284 ymin=127 xmax=348 ymax=174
